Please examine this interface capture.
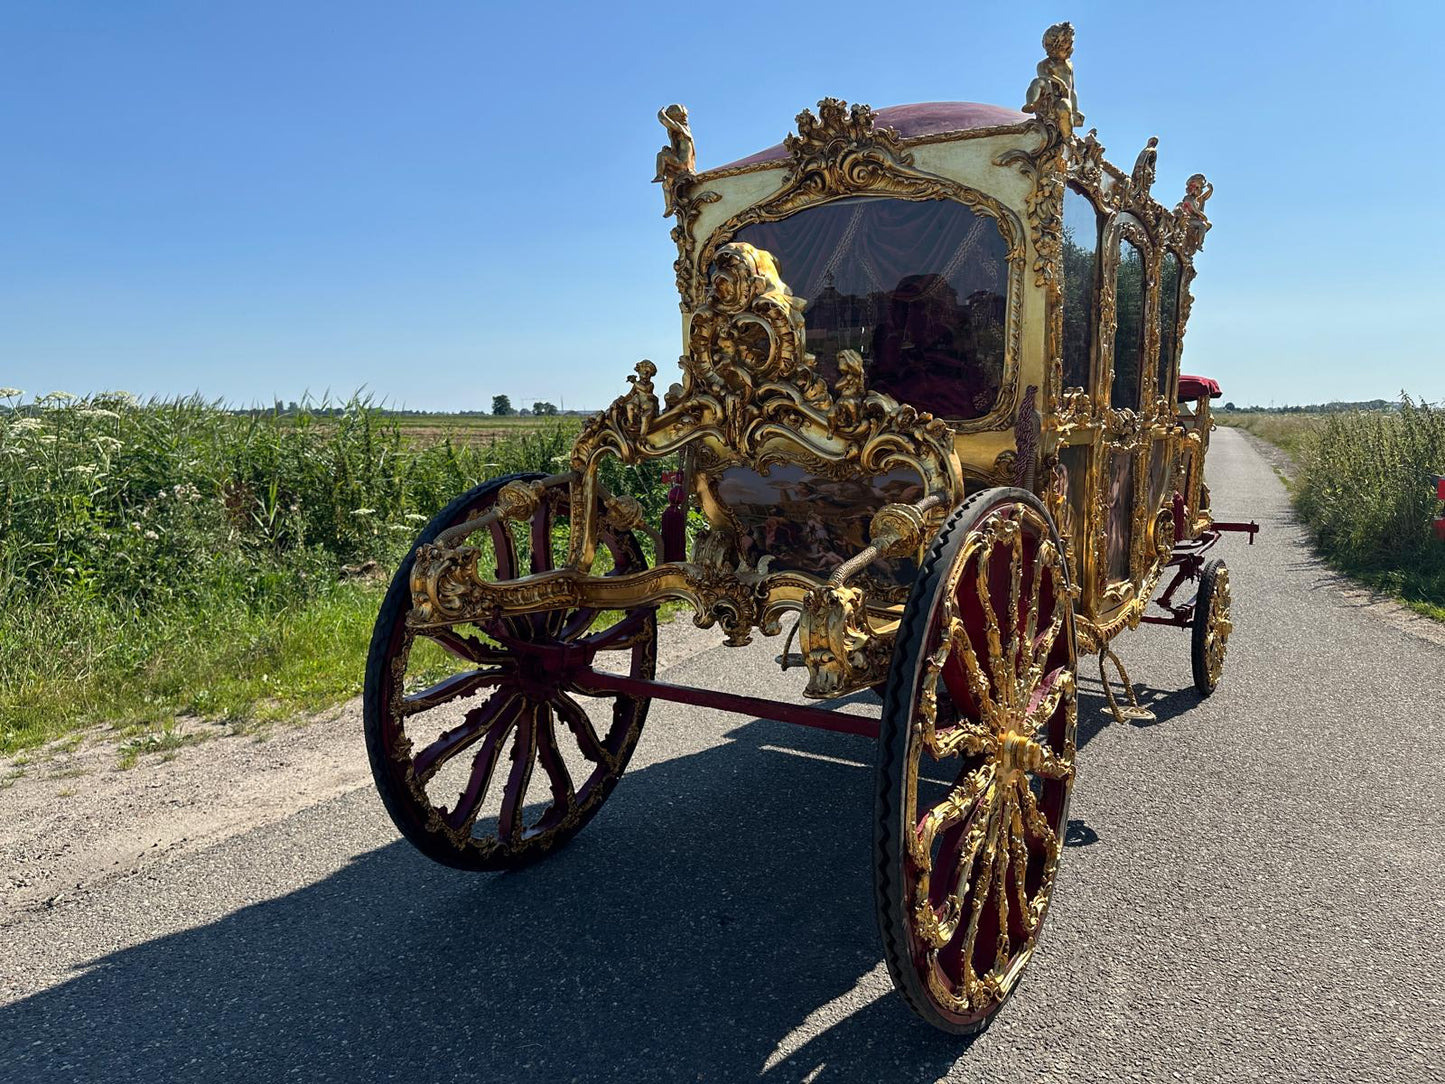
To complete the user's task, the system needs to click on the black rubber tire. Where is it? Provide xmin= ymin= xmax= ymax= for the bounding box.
xmin=1191 ymin=558 xmax=1227 ymax=697
xmin=873 ymin=486 xmax=1076 ymax=1036
xmin=363 ymin=473 xmax=655 ymax=871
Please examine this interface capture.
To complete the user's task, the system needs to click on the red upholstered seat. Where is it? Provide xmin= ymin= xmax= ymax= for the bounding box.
xmin=1178 ymin=374 xmax=1222 ymax=401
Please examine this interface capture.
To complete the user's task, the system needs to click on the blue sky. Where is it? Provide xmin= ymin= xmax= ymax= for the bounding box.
xmin=2 ymin=1 xmax=1438 ymax=410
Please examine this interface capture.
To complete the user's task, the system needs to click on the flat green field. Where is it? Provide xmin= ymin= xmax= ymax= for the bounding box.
xmin=0 ymin=394 xmax=651 ymax=759
xmin=389 ymin=413 xmax=586 ymax=445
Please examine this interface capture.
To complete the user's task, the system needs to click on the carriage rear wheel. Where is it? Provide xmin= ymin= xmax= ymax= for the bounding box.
xmin=875 ymin=487 xmax=1077 ymax=1034
xmin=364 ymin=473 xmax=657 ymax=871
xmin=1191 ymin=558 xmax=1231 ymax=696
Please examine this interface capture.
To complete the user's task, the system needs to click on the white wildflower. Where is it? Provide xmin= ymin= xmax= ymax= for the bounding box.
xmin=92 ymin=435 xmax=123 ymax=453
xmin=66 ymin=464 xmax=99 ymax=475
xmin=143 ymin=529 xmax=159 ymax=541
xmin=37 ymin=391 xmax=76 ymax=405
xmin=351 ymin=507 xmax=375 ymax=516
xmin=79 ymin=408 xmax=120 ymax=419
xmin=6 ymin=417 xmax=43 ymax=434
xmin=0 ymin=387 xmax=22 ymax=398
xmin=404 ymin=513 xmax=428 ymax=522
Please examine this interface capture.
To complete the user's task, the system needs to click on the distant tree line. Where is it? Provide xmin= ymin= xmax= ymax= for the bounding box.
xmin=197 ymin=396 xmax=583 ymax=419
xmin=1217 ymin=399 xmax=1400 ymax=414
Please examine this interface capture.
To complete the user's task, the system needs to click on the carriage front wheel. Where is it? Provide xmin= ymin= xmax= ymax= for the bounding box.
xmin=364 ymin=473 xmax=657 ymax=871
xmin=874 ymin=487 xmax=1078 ymax=1034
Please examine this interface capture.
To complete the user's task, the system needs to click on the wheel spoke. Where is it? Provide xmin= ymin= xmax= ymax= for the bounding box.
xmin=1029 ymin=613 xmax=1064 ymax=676
xmin=498 ymin=704 xmax=540 ymax=844
xmin=488 ymin=519 xmax=534 ymax=641
xmin=947 ymin=618 xmax=1004 ymax=731
xmin=559 ymin=607 xmax=600 ymax=641
xmin=921 ymin=787 xmax=994 ymax=948
xmin=444 ymin=710 xmax=515 ymax=833
xmin=1028 ymin=742 xmax=1074 ymax=781
xmin=530 ymin=497 xmax=569 ymax=639
xmin=1023 ymin=540 xmax=1047 ymax=658
xmin=990 ymin=786 xmax=1016 ymax=976
xmin=490 ymin=520 xmax=517 ymax=579
xmin=1007 ymin=800 xmax=1035 ymax=938
xmin=974 ymin=546 xmax=1010 ymax=703
xmin=1006 ymin=521 xmax=1025 ymax=701
xmin=952 ymin=798 xmax=1003 ymax=990
xmin=930 ymin=719 xmax=995 ymax=760
xmin=413 ymin=687 xmax=520 ymax=783
xmin=399 ymin=668 xmax=507 ymax=718
xmin=1015 ymin=775 xmax=1059 ymax=852
xmin=578 ymin=609 xmax=655 ymax=652
xmin=533 ymin=704 xmax=576 ymax=822
xmin=1024 ymin=667 xmax=1073 ymax=735
xmin=420 ymin=626 xmax=508 ymax=666
xmin=530 ymin=494 xmax=554 ymax=574
xmin=914 ymin=763 xmax=994 ymax=863
xmin=551 ymin=691 xmax=616 ymax=770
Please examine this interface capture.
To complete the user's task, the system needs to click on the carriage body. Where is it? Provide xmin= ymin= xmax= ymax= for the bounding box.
xmin=661 ymin=93 xmax=1221 ymax=668
xmin=366 ymin=23 xmax=1248 ymax=1037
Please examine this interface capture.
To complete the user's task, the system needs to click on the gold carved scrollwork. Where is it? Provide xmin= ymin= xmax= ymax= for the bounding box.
xmin=796 ymin=585 xmax=894 ymax=698
xmin=411 ymin=241 xmax=964 ymax=697
xmin=998 ymin=27 xmax=1074 ymax=413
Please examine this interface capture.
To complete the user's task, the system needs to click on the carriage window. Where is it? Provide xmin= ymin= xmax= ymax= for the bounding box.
xmin=733 ymin=196 xmax=1008 ymax=420
xmin=1110 ymin=238 xmax=1145 ymax=410
xmin=1158 ymin=251 xmax=1182 ymax=401
xmin=1062 ymin=186 xmax=1100 ymax=392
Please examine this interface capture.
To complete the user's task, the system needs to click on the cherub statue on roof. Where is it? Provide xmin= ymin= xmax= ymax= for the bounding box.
xmin=653 ymin=104 xmax=695 ymax=217
xmin=1023 ymin=22 xmax=1085 ymax=138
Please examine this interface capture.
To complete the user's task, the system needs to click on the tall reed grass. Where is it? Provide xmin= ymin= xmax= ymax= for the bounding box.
xmin=1224 ymin=397 xmax=1445 ymax=617
xmin=0 ymin=390 xmax=665 ymax=753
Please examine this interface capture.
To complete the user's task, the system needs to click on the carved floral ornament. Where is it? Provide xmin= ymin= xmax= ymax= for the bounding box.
xmin=408 ymin=241 xmax=964 ymax=690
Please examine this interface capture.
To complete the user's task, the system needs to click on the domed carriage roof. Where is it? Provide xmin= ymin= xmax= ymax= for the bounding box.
xmin=714 ymin=101 xmax=1029 ymax=171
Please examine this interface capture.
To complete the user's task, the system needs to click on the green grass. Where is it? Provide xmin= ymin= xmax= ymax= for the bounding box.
xmin=1220 ymin=399 xmax=1445 ymax=621
xmin=0 ymin=390 xmax=670 ymax=757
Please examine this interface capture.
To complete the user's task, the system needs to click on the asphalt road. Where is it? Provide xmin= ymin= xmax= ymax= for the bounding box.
xmin=3 ymin=428 xmax=1443 ymax=1083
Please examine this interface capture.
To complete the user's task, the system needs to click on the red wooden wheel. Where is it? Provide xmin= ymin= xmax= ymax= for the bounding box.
xmin=364 ymin=474 xmax=656 ymax=870
xmin=875 ymin=487 xmax=1078 ymax=1033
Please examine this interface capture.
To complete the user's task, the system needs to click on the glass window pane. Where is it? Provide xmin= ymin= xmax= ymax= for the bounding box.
xmin=1062 ymin=187 xmax=1099 ymax=391
xmin=1158 ymin=251 xmax=1181 ymax=402
xmin=733 ymin=197 xmax=1008 ymax=420
xmin=1111 ymin=239 xmax=1145 ymax=410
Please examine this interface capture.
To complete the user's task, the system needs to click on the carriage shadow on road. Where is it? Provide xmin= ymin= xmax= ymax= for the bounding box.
xmin=1 ymin=671 xmax=1214 ymax=1084
xmin=1 ymin=717 xmax=972 ymax=1084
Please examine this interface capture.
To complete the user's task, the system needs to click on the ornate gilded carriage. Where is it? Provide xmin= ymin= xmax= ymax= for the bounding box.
xmin=364 ymin=23 xmax=1255 ymax=1036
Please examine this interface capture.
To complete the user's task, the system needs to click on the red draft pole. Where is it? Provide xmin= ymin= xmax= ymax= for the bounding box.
xmin=575 ymin=668 xmax=880 ymax=739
